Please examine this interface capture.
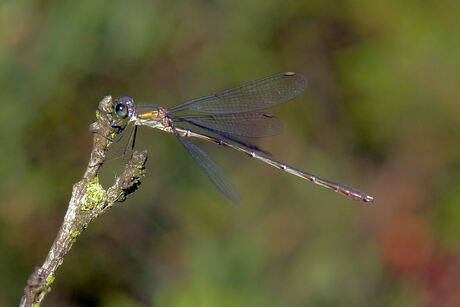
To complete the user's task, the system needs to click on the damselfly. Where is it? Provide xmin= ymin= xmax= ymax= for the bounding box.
xmin=95 ymin=72 xmax=374 ymax=205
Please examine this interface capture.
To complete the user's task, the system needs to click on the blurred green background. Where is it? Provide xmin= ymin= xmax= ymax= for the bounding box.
xmin=1 ymin=0 xmax=459 ymax=306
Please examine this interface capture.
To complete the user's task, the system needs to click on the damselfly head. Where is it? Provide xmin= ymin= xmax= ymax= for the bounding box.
xmin=114 ymin=96 xmax=135 ymax=119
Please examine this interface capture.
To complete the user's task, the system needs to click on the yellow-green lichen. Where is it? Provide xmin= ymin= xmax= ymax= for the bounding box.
xmin=95 ymin=110 xmax=108 ymax=122
xmin=109 ymin=131 xmax=118 ymax=140
xmin=82 ymin=177 xmax=107 ymax=211
xmin=32 ymin=303 xmax=40 ymax=307
xmin=46 ymin=275 xmax=55 ymax=286
xmin=71 ymin=230 xmax=81 ymax=243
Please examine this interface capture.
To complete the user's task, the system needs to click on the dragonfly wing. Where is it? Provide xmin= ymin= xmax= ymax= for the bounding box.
xmin=169 ymin=72 xmax=307 ymax=114
xmin=170 ymin=114 xmax=274 ymax=155
xmin=175 ymin=133 xmax=243 ymax=205
xmin=174 ymin=112 xmax=285 ymax=137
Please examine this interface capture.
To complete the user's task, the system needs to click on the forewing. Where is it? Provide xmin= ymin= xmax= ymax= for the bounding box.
xmin=169 ymin=72 xmax=307 ymax=114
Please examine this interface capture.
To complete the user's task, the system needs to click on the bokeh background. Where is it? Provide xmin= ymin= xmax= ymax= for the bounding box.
xmin=1 ymin=0 xmax=459 ymax=306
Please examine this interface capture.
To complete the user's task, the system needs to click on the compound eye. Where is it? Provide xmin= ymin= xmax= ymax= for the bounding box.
xmin=115 ymin=103 xmax=129 ymax=118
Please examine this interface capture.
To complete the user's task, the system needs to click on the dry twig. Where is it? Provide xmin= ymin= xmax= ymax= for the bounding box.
xmin=19 ymin=96 xmax=147 ymax=307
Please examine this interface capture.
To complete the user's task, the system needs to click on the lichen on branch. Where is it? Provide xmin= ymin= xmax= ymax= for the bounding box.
xmin=19 ymin=96 xmax=147 ymax=307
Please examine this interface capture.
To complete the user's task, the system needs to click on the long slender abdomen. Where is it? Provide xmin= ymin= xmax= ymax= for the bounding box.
xmin=172 ymin=126 xmax=374 ymax=203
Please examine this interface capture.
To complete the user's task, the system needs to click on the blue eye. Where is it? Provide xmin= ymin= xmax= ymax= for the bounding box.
xmin=115 ymin=103 xmax=129 ymax=118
